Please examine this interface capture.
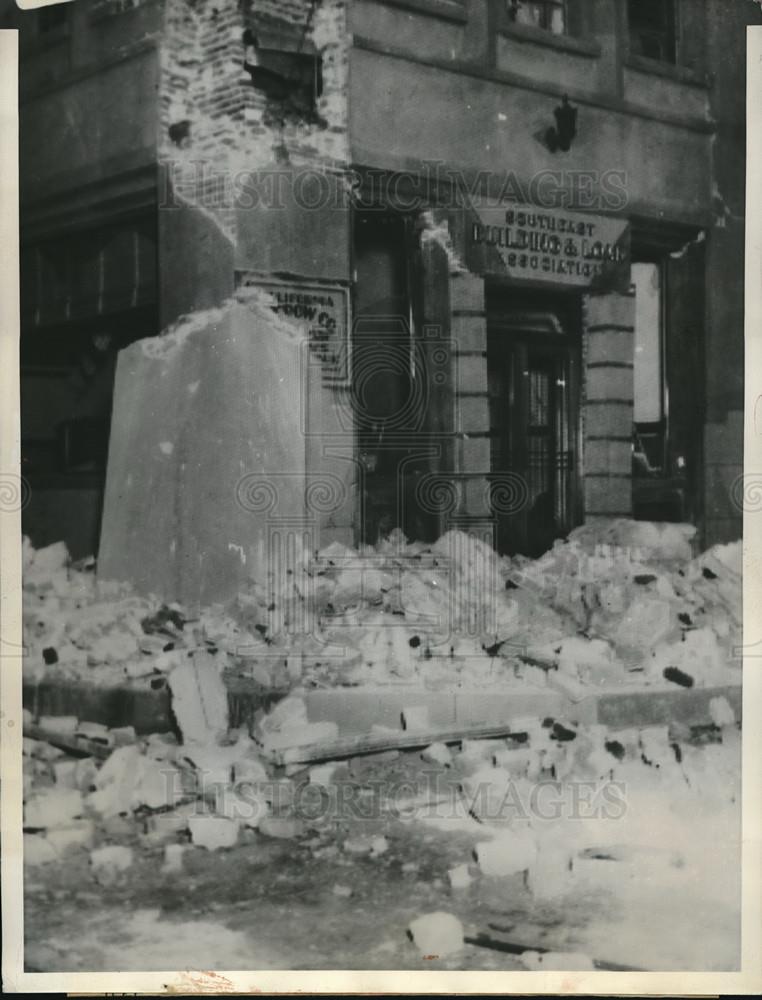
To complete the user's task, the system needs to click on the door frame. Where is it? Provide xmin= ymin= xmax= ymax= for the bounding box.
xmin=485 ymin=282 xmax=584 ymax=554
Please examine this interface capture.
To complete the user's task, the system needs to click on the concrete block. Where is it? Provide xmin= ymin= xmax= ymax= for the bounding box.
xmin=90 ymin=844 xmax=134 ymax=883
xmin=98 ymin=299 xmax=308 ymax=607
xmin=259 ymin=815 xmax=306 ymax=840
xmin=188 ymin=814 xmax=239 ymax=850
xmin=46 ymin=820 xmax=95 ymax=854
xmin=408 ymin=911 xmax=464 ymax=957
xmin=421 ymin=742 xmax=452 ymax=766
xmin=448 ymin=863 xmax=473 ymax=890
xmin=24 ymin=788 xmax=84 ymax=830
xmin=168 ymin=651 xmax=229 ymax=747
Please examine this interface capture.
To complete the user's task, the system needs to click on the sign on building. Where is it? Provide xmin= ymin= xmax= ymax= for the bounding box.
xmin=238 ymin=275 xmax=351 ymax=385
xmin=454 ymin=201 xmax=631 ymax=292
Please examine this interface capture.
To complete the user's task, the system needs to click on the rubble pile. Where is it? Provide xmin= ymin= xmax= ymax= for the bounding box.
xmin=23 ymin=519 xmax=741 ymax=697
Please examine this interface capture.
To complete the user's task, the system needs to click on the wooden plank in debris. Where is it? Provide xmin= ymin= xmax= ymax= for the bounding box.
xmin=23 ymin=724 xmax=112 ymax=760
xmin=569 ymin=681 xmax=743 ymax=728
xmin=270 ymin=720 xmax=522 ymax=766
xmin=301 ymin=686 xmax=565 ymax=736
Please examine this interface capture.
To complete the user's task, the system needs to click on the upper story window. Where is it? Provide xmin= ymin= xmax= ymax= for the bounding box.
xmin=507 ymin=0 xmax=567 ymax=36
xmin=627 ymin=0 xmax=677 ymax=64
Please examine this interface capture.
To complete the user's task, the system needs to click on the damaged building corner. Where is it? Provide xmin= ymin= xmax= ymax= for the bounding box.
xmin=10 ymin=0 xmax=757 ymax=979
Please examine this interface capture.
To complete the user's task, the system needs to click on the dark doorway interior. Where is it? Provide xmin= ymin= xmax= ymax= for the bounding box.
xmin=352 ymin=210 xmax=436 ymax=545
xmin=487 ymin=287 xmax=582 ymax=557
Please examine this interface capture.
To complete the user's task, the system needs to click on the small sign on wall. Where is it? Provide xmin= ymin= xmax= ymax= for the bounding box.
xmin=238 ymin=275 xmax=351 ymax=385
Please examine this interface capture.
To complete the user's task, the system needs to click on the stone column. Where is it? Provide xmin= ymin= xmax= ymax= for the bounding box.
xmin=582 ymin=287 xmax=636 ymax=518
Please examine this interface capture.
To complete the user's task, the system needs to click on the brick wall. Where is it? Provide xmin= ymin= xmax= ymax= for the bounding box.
xmin=159 ymin=0 xmax=350 ymax=244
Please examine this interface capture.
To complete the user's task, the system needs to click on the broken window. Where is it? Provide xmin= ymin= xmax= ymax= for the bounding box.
xmin=242 ymin=12 xmax=324 ymax=126
xmin=627 ymin=0 xmax=678 ymax=64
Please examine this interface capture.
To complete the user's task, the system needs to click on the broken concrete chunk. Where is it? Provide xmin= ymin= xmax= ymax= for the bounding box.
xmin=168 ymin=650 xmax=229 ymax=747
xmin=162 ymin=843 xmax=187 ymax=873
xmin=24 ymin=788 xmax=84 ymax=830
xmin=90 ymin=844 xmax=134 ymax=883
xmin=188 ymin=814 xmax=239 ymax=850
xmin=408 ymin=911 xmax=464 ymax=958
xmin=475 ymin=828 xmax=538 ymax=878
xmin=309 ymin=763 xmax=340 ymax=786
xmin=709 ymin=696 xmax=736 ymax=728
xmin=46 ymin=820 xmax=95 ymax=854
xmin=53 ymin=759 xmax=78 ymax=789
xmin=421 ymin=742 xmax=452 ymax=766
xmin=38 ymin=715 xmax=78 ymax=736
xmin=74 ymin=757 xmax=99 ymax=793
xmin=24 ymin=834 xmax=58 ymax=866
xmin=370 ymin=835 xmax=389 ymax=857
xmin=259 ymin=815 xmax=306 ymax=840
xmin=110 ymin=726 xmax=138 ymax=746
xmin=215 ymin=785 xmax=270 ymax=829
xmin=448 ymin=863 xmax=473 ymax=890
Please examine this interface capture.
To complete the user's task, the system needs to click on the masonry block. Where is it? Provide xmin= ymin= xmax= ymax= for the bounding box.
xmin=449 ymin=273 xmax=485 ymax=312
xmin=586 ymin=366 xmax=634 ymax=401
xmin=587 ymin=329 xmax=635 ymax=366
xmin=450 ymin=314 xmax=488 ymax=353
xmin=457 ymin=355 xmax=489 ymax=394
xmin=584 ymin=290 xmax=636 ymax=330
xmin=462 ymin=475 xmax=491 ymax=516
xmin=584 ymin=401 xmax=633 ymax=438
xmin=457 ymin=395 xmax=490 ymax=434
xmin=98 ymin=299 xmax=308 ymax=608
xmin=584 ymin=439 xmax=632 ymax=476
xmin=584 ymin=476 xmax=632 ymax=515
xmin=458 ymin=436 xmax=491 ymax=474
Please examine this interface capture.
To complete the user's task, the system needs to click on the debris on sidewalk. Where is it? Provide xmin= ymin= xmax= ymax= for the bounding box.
xmin=408 ymin=911 xmax=464 ymax=958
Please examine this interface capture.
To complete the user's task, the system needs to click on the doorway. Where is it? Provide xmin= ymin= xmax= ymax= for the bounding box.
xmin=486 ymin=287 xmax=582 ymax=557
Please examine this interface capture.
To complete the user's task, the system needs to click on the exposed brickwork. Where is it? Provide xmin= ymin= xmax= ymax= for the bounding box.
xmin=159 ymin=0 xmax=349 ymax=246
